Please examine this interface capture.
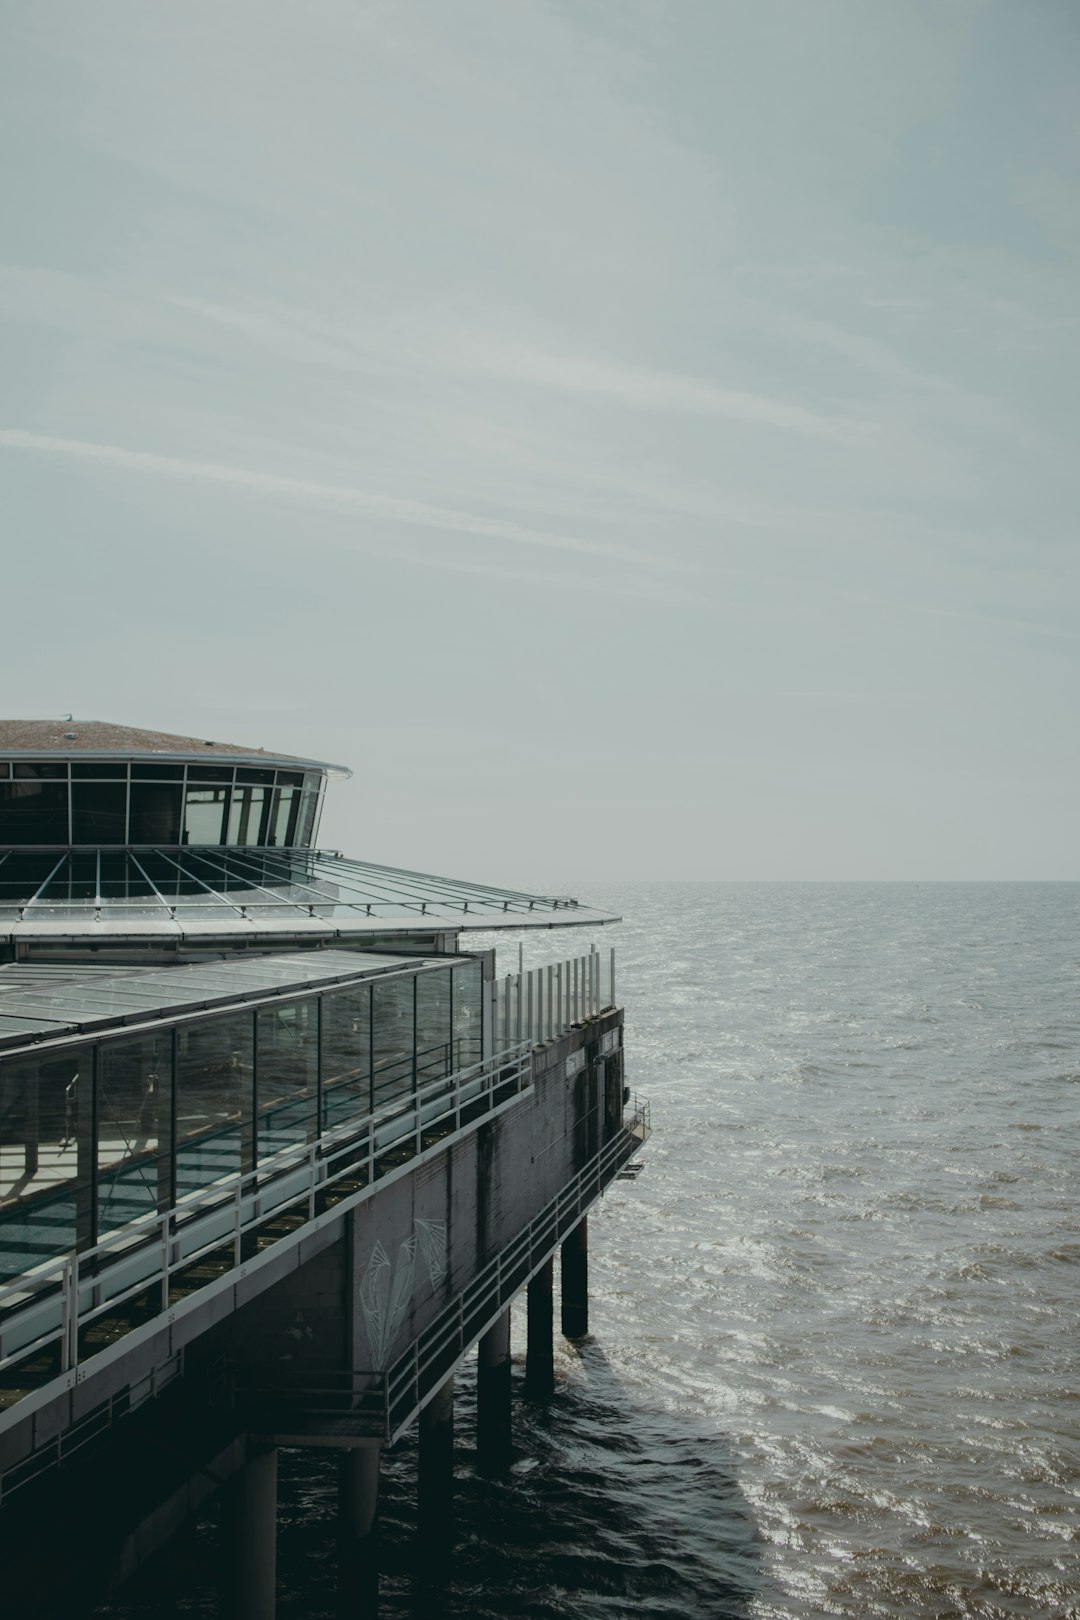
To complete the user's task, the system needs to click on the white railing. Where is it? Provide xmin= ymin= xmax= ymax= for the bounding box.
xmin=494 ymin=945 xmax=615 ymax=1051
xmin=0 ymin=1045 xmax=532 ymax=1398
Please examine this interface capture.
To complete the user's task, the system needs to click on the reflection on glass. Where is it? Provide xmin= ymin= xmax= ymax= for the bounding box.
xmin=175 ymin=1013 xmax=251 ymax=1198
xmin=416 ymin=968 xmax=453 ymax=1086
xmin=184 ymin=786 xmax=229 ymax=845
xmin=97 ymin=1032 xmax=172 ymax=1236
xmin=0 ymin=1047 xmax=86 ymax=1282
xmin=321 ymin=984 xmax=371 ymax=1131
xmin=372 ymin=976 xmax=415 ymax=1107
xmin=452 ymin=960 xmax=483 ymax=1068
xmin=129 ymin=782 xmax=183 ymax=844
xmin=0 ymin=780 xmax=69 ymax=844
xmin=256 ymin=1000 xmax=317 ymax=1158
xmin=227 ymin=784 xmax=268 ymax=846
xmin=72 ymin=782 xmax=128 ymax=844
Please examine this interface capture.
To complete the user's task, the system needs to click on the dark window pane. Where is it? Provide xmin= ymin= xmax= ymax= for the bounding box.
xmin=0 ymin=1046 xmax=88 ymax=1282
xmin=256 ymin=1000 xmax=317 ymax=1159
xmin=321 ymin=984 xmax=371 ymax=1132
xmin=97 ymin=1032 xmax=172 ymax=1236
xmin=175 ymin=1013 xmax=251 ymax=1198
xmin=276 ymin=771 xmax=304 ymax=788
xmin=184 ymin=786 xmax=229 ymax=845
xmin=296 ymin=791 xmax=319 ymax=848
xmin=0 ymin=781 xmax=69 ymax=844
xmin=0 ymin=764 xmax=9 ymax=779
xmin=13 ymin=762 xmax=67 ymax=779
xmin=129 ymin=782 xmax=183 ymax=844
xmin=236 ymin=767 xmax=276 ymax=784
xmin=71 ymin=763 xmax=127 ymax=779
xmin=131 ymin=763 xmax=184 ymax=780
xmin=72 ymin=782 xmax=127 ymax=844
xmin=187 ymin=764 xmax=236 ymax=784
xmin=372 ymin=976 xmax=415 ymax=1108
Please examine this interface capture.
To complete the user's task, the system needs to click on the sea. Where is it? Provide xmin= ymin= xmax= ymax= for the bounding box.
xmin=101 ymin=882 xmax=1080 ymax=1619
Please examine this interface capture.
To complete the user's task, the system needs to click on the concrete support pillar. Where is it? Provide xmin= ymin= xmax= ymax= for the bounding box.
xmin=223 ymin=1445 xmax=278 ymax=1620
xmin=476 ymin=1308 xmax=512 ymax=1472
xmin=561 ymin=1216 xmax=589 ymax=1340
xmin=417 ymin=1374 xmax=454 ymax=1545
xmin=524 ymin=1256 xmax=555 ymax=1401
xmin=336 ymin=1445 xmax=381 ymax=1617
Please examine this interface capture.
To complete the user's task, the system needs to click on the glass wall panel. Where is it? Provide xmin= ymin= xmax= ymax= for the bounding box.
xmin=296 ymin=789 xmax=319 ymax=849
xmin=0 ymin=780 xmax=69 ymax=844
xmin=71 ymin=781 xmax=128 ymax=844
xmin=184 ymin=786 xmax=229 ymax=845
xmin=0 ymin=1046 xmax=87 ymax=1283
xmin=415 ymin=968 xmax=453 ymax=1086
xmin=452 ymin=960 xmax=483 ymax=1068
xmin=371 ymin=976 xmax=415 ymax=1108
xmin=227 ymin=784 xmax=268 ymax=846
xmin=267 ymin=787 xmax=297 ymax=848
xmin=97 ymin=1031 xmax=172 ymax=1236
xmin=71 ymin=763 xmax=127 ymax=779
xmin=256 ymin=1000 xmax=317 ymax=1159
xmin=129 ymin=782 xmax=183 ymax=844
xmin=321 ymin=983 xmax=371 ymax=1132
xmin=174 ymin=1012 xmax=251 ymax=1199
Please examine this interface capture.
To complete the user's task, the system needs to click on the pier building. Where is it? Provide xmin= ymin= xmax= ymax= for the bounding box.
xmin=0 ymin=721 xmax=648 ymax=1616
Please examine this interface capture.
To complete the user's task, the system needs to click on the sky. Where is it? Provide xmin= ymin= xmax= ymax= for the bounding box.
xmin=2 ymin=0 xmax=1078 ymax=883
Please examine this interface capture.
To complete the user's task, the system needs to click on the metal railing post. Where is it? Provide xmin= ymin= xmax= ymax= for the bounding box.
xmin=556 ymin=961 xmax=562 ymax=1035
xmin=546 ymin=965 xmax=554 ymax=1040
xmin=609 ymin=946 xmax=615 ymax=1009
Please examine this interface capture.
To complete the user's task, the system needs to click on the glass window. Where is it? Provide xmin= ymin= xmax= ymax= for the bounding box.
xmin=71 ymin=781 xmax=127 ymax=844
xmin=452 ymin=960 xmax=483 ymax=1069
xmin=296 ymin=790 xmax=319 ymax=848
xmin=13 ymin=762 xmax=67 ymax=779
xmin=71 ymin=763 xmax=127 ymax=779
xmin=266 ymin=787 xmax=298 ymax=847
xmin=415 ymin=968 xmax=453 ymax=1086
xmin=321 ymin=983 xmax=371 ymax=1132
xmin=97 ymin=1032 xmax=172 ymax=1236
xmin=256 ymin=1000 xmax=317 ymax=1159
xmin=236 ymin=767 xmax=276 ymax=784
xmin=276 ymin=771 xmax=304 ymax=788
xmin=0 ymin=780 xmax=69 ymax=844
xmin=0 ymin=1046 xmax=88 ymax=1283
xmin=128 ymin=782 xmax=183 ymax=844
xmin=175 ymin=1012 xmax=251 ymax=1198
xmin=187 ymin=764 xmax=236 ymax=784
xmin=371 ymin=975 xmax=415 ymax=1108
xmin=131 ymin=763 xmax=184 ymax=780
xmin=0 ymin=763 xmax=9 ymax=779
xmin=184 ymin=786 xmax=229 ymax=845
xmin=226 ymin=784 xmax=268 ymax=846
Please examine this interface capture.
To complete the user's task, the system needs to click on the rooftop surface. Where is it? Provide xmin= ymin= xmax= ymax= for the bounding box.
xmin=0 ymin=948 xmax=441 ymax=1052
xmin=0 ymin=719 xmax=349 ymax=775
xmin=0 ymin=848 xmax=619 ymax=943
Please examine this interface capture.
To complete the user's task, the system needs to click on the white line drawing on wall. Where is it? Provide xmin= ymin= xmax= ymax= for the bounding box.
xmin=415 ymin=1218 xmax=447 ymax=1287
xmin=359 ymin=1235 xmax=417 ymax=1370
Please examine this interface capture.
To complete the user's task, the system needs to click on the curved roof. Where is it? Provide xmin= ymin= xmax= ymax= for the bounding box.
xmin=0 ymin=847 xmax=619 ymax=944
xmin=0 ymin=719 xmax=350 ymax=777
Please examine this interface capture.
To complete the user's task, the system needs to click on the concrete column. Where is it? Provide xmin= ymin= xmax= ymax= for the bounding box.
xmin=417 ymin=1374 xmax=454 ymax=1545
xmin=223 ymin=1445 xmax=278 ymax=1620
xmin=561 ymin=1216 xmax=589 ymax=1340
xmin=524 ymin=1256 xmax=555 ymax=1401
xmin=336 ymin=1444 xmax=380 ymax=1617
xmin=476 ymin=1308 xmax=512 ymax=1472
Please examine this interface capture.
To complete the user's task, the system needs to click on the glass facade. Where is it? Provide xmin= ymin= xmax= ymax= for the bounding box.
xmin=0 ymin=960 xmax=484 ymax=1283
xmin=0 ymin=761 xmax=324 ymax=848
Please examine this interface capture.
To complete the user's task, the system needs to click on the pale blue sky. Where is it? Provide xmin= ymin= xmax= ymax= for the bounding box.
xmin=2 ymin=1 xmax=1078 ymax=880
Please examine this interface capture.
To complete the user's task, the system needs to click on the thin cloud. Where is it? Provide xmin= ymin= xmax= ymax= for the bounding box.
xmin=0 ymin=430 xmax=681 ymax=572
xmin=431 ymin=331 xmax=862 ymax=441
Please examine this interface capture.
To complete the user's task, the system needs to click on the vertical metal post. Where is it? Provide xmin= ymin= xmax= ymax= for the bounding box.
xmin=504 ymin=974 xmax=512 ymax=1053
xmin=516 ymin=973 xmax=522 ymax=1045
xmin=546 ymin=965 xmax=554 ymax=1041
xmin=556 ymin=962 xmax=562 ymax=1035
xmin=527 ymin=970 xmax=534 ymax=1049
xmin=610 ymin=946 xmax=616 ymax=1009
xmin=518 ymin=941 xmax=523 ymax=977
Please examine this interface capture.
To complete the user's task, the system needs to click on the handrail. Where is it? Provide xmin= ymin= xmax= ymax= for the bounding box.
xmin=0 ymin=1044 xmax=534 ymax=1385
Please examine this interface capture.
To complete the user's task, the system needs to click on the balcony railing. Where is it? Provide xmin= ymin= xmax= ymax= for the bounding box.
xmin=493 ymin=945 xmax=615 ymax=1051
xmin=0 ymin=1045 xmax=533 ymax=1414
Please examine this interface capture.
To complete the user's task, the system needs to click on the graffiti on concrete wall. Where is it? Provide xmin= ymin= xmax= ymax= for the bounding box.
xmin=359 ymin=1217 xmax=448 ymax=1370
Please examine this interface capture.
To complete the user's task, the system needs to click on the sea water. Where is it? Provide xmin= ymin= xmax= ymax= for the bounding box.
xmin=101 ymin=882 xmax=1080 ymax=1618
